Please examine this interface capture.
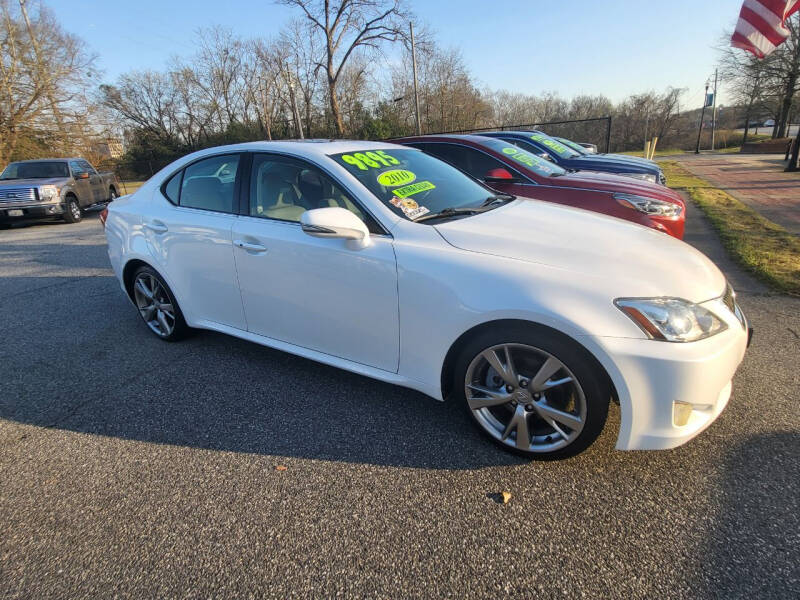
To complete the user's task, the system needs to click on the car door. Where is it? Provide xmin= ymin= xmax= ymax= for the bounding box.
xmin=231 ymin=153 xmax=399 ymax=372
xmin=79 ymin=160 xmax=105 ymax=204
xmin=143 ymin=153 xmax=247 ymax=330
xmin=69 ymin=160 xmax=93 ymax=205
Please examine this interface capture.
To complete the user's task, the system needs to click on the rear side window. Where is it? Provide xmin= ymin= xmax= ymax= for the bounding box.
xmin=163 ymin=171 xmax=182 ymax=203
xmin=162 ymin=154 xmax=240 ymax=213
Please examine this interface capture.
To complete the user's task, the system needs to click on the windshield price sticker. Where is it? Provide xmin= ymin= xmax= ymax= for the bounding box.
xmin=340 ymin=151 xmax=401 ymax=171
xmin=501 ymin=147 xmax=536 ymax=168
xmin=530 ymin=134 xmax=569 ymax=155
xmin=377 ymin=169 xmax=416 ymax=187
xmin=390 ymin=197 xmax=430 ymax=220
xmin=391 ymin=180 xmax=435 ymax=198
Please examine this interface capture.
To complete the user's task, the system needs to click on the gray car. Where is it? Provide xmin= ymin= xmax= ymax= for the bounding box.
xmin=0 ymin=158 xmax=120 ymax=225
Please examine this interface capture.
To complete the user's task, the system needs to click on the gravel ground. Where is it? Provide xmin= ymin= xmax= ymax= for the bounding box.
xmin=0 ymin=205 xmax=798 ymax=599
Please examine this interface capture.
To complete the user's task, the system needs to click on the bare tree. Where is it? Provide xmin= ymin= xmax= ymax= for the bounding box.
xmin=0 ymin=0 xmax=95 ymax=163
xmin=279 ymin=0 xmax=409 ymax=136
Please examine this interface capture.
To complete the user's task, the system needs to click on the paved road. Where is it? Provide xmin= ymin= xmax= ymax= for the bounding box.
xmin=667 ymin=154 xmax=800 ymax=235
xmin=1 ymin=209 xmax=798 ymax=599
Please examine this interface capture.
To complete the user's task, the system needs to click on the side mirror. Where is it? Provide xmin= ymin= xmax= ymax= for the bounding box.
xmin=76 ymin=172 xmax=90 ymax=179
xmin=483 ymin=168 xmax=518 ymax=184
xmin=539 ymin=153 xmax=554 ymax=162
xmin=301 ymin=207 xmax=370 ymax=247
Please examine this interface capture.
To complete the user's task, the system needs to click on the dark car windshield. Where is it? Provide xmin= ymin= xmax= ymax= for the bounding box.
xmin=477 ymin=137 xmax=568 ymax=177
xmin=555 ymin=137 xmax=590 ymax=155
xmin=524 ymin=133 xmax=582 ymax=159
xmin=330 ymin=148 xmax=498 ymax=222
xmin=0 ymin=161 xmax=69 ymax=179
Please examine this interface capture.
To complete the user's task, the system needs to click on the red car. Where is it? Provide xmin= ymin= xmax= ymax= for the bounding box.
xmin=391 ymin=134 xmax=685 ymax=238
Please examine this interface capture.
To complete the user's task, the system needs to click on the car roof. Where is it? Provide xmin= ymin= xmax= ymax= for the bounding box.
xmin=391 ymin=134 xmax=502 ymax=145
xmin=180 ymin=139 xmax=413 ymax=161
xmin=7 ymin=158 xmax=80 ymax=163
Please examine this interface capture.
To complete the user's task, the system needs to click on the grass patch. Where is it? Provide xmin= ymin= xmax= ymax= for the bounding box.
xmin=661 ymin=160 xmax=800 ymax=295
xmin=119 ymin=180 xmax=146 ymax=195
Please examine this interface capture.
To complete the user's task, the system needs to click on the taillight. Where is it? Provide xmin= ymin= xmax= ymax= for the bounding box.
xmin=99 ymin=207 xmax=108 ymax=227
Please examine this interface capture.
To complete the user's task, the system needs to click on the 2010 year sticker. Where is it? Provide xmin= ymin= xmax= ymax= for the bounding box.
xmin=377 ymin=169 xmax=416 ymax=187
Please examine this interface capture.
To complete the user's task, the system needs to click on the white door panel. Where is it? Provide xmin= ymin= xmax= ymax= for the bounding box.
xmin=232 ymin=217 xmax=399 ymax=372
xmin=144 ymin=200 xmax=246 ymax=330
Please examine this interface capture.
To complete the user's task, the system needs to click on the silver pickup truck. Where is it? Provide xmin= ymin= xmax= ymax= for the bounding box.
xmin=0 ymin=158 xmax=121 ymax=225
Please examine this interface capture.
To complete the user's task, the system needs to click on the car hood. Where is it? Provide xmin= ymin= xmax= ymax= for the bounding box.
xmin=602 ymin=153 xmax=657 ymax=166
xmin=555 ymin=171 xmax=684 ymax=204
xmin=434 ymin=200 xmax=723 ymax=302
xmin=572 ymin=155 xmax=659 ymax=174
xmin=0 ymin=177 xmax=70 ymax=187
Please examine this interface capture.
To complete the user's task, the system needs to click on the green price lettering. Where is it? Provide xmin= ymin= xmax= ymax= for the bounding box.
xmin=340 ymin=151 xmax=401 ymax=171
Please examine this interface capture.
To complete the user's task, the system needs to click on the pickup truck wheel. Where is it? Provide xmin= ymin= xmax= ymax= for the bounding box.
xmin=108 ymin=188 xmax=117 ymax=202
xmin=63 ymin=196 xmax=82 ymax=223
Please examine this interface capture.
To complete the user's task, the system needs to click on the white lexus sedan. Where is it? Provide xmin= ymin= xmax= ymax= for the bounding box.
xmin=103 ymin=141 xmax=750 ymax=459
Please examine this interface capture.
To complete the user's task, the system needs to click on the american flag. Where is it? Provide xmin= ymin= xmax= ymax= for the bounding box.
xmin=731 ymin=0 xmax=800 ymax=57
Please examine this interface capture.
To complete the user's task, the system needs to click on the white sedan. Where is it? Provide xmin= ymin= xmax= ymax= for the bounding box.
xmin=103 ymin=141 xmax=750 ymax=459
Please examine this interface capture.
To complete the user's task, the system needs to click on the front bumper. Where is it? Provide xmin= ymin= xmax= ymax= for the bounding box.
xmin=586 ymin=299 xmax=748 ymax=450
xmin=0 ymin=202 xmax=64 ymax=222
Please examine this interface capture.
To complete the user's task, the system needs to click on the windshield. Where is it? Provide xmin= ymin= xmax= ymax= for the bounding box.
xmin=477 ymin=137 xmax=568 ymax=177
xmin=0 ymin=161 xmax=69 ymax=179
xmin=555 ymin=137 xmax=589 ymax=155
xmin=525 ymin=133 xmax=581 ymax=159
xmin=330 ymin=148 xmax=498 ymax=222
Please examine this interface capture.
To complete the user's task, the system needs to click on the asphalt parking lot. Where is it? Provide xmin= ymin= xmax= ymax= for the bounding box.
xmin=1 ymin=205 xmax=798 ymax=599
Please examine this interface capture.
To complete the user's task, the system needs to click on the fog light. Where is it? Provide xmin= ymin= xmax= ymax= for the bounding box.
xmin=672 ymin=401 xmax=693 ymax=427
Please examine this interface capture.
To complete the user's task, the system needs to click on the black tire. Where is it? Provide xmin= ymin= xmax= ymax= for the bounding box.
xmin=108 ymin=187 xmax=118 ymax=202
xmin=452 ymin=323 xmax=609 ymax=460
xmin=63 ymin=195 xmax=82 ymax=223
xmin=131 ymin=265 xmax=189 ymax=342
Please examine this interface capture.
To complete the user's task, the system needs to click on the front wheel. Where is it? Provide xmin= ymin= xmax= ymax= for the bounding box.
xmin=454 ymin=325 xmax=609 ymax=460
xmin=63 ymin=196 xmax=82 ymax=223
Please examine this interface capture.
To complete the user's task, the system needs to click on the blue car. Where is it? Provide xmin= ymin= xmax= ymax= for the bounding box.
xmin=554 ymin=136 xmax=659 ymax=168
xmin=477 ymin=130 xmax=666 ymax=185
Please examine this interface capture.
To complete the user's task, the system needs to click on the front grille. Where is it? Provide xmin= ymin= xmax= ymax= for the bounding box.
xmin=659 ymin=172 xmax=667 ymax=185
xmin=0 ymin=187 xmax=36 ymax=202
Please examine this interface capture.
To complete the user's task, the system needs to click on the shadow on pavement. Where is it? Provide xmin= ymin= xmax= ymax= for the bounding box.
xmin=703 ymin=432 xmax=800 ymax=597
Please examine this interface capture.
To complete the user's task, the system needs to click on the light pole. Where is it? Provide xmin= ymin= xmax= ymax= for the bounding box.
xmin=695 ymin=79 xmax=710 ymax=154
xmin=410 ymin=22 xmax=422 ymax=135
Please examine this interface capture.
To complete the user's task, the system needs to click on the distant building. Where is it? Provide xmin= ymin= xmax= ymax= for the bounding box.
xmin=93 ymin=138 xmax=124 ymax=159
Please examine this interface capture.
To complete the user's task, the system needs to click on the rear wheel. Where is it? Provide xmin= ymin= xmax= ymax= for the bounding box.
xmin=132 ymin=266 xmax=188 ymax=341
xmin=454 ymin=325 xmax=609 ymax=460
xmin=63 ymin=196 xmax=82 ymax=223
xmin=108 ymin=188 xmax=117 ymax=203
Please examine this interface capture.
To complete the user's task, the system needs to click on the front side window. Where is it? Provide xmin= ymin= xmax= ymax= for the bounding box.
xmin=330 ymin=148 xmax=499 ymax=222
xmin=78 ymin=160 xmax=97 ymax=175
xmin=0 ymin=161 xmax=69 ymax=179
xmin=179 ymin=154 xmax=240 ymax=213
xmin=249 ymin=154 xmax=381 ymax=232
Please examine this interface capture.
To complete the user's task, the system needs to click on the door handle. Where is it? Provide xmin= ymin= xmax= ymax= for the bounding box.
xmin=234 ymin=239 xmax=267 ymax=253
xmin=144 ymin=221 xmax=168 ymax=234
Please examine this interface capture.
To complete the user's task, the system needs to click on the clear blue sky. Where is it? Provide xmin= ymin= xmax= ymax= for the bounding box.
xmin=49 ymin=0 xmax=742 ymax=107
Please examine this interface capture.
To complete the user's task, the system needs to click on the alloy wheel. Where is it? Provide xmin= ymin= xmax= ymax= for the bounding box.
xmin=464 ymin=343 xmax=587 ymax=453
xmin=133 ymin=273 xmax=176 ymax=337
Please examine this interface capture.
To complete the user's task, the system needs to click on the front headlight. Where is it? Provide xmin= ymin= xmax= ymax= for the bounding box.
xmin=619 ymin=172 xmax=657 ymax=183
xmin=614 ymin=193 xmax=682 ymax=217
xmin=615 ymin=297 xmax=727 ymax=342
xmin=38 ymin=185 xmax=60 ymax=202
